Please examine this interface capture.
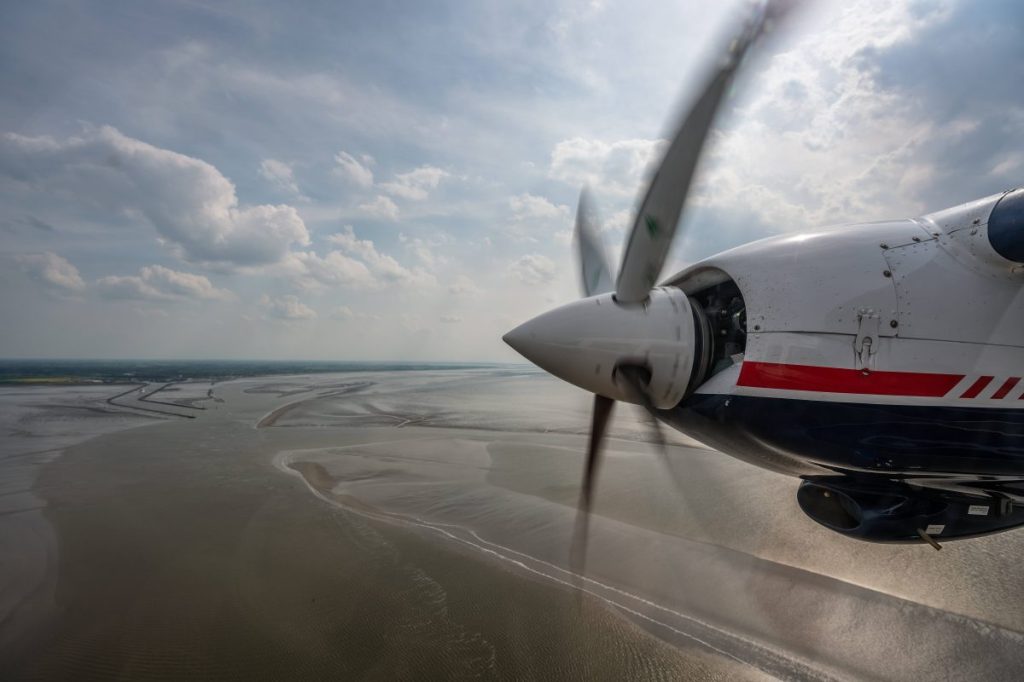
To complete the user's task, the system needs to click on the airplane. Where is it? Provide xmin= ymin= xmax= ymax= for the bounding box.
xmin=502 ymin=0 xmax=1024 ymax=553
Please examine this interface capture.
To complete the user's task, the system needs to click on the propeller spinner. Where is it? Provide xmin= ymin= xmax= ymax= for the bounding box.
xmin=504 ymin=0 xmax=793 ymax=581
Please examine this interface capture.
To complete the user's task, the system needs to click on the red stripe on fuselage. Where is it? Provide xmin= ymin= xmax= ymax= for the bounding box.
xmin=960 ymin=376 xmax=994 ymax=399
xmin=992 ymin=377 xmax=1020 ymax=399
xmin=737 ymin=362 xmax=964 ymax=397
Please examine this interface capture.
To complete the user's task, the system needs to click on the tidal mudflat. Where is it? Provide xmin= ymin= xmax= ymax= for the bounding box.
xmin=2 ymin=368 xmax=1023 ymax=680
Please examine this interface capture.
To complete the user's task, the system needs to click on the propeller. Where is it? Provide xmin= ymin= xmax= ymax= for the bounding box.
xmin=559 ymin=0 xmax=795 ymax=584
xmin=615 ymin=0 xmax=794 ymax=303
xmin=574 ymin=187 xmax=614 ymax=297
xmin=569 ymin=393 xmax=614 ymax=583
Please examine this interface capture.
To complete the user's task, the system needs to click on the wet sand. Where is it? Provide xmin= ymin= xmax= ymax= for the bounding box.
xmin=0 ymin=373 xmax=759 ymax=680
xmin=0 ymin=384 xmax=164 ymax=663
xmin=3 ymin=369 xmax=1024 ymax=679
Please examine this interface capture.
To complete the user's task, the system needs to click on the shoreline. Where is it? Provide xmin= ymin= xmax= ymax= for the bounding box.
xmin=277 ymin=441 xmax=1024 ymax=681
xmin=277 ymin=450 xmax=826 ymax=680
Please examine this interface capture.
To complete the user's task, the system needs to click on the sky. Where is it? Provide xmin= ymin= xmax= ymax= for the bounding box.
xmin=1 ymin=0 xmax=1022 ymax=361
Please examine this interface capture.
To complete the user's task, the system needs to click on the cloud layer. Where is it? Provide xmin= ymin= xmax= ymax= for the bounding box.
xmin=16 ymin=252 xmax=85 ymax=293
xmin=1 ymin=1 xmax=1021 ymax=360
xmin=1 ymin=127 xmax=310 ymax=267
xmin=97 ymin=265 xmax=234 ymax=301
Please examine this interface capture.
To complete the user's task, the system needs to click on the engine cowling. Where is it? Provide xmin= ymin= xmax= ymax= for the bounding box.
xmin=924 ymin=188 xmax=1024 ymax=272
xmin=988 ymin=187 xmax=1024 ymax=264
xmin=797 ymin=478 xmax=1024 ymax=543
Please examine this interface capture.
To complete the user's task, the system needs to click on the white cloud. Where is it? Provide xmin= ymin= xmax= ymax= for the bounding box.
xmin=260 ymin=294 xmax=317 ymax=320
xmin=0 ymin=127 xmax=310 ymax=267
xmin=440 ymin=314 xmax=462 ymax=323
xmin=358 ymin=195 xmax=400 ymax=220
xmin=403 ymin=237 xmax=436 ymax=268
xmin=509 ymin=193 xmax=570 ymax=222
xmin=399 ymin=232 xmax=451 ymax=269
xmin=670 ymin=0 xmax=990 ymax=260
xmin=508 ymin=253 xmax=557 ymax=285
xmin=287 ymin=226 xmax=435 ymax=292
xmin=96 ymin=265 xmax=233 ymax=301
xmin=285 ymin=250 xmax=375 ymax=290
xmin=335 ymin=151 xmax=374 ymax=188
xmin=991 ymin=154 xmax=1023 ymax=179
xmin=379 ymin=165 xmax=449 ymax=200
xmin=330 ymin=305 xmax=378 ymax=322
xmin=16 ymin=252 xmax=85 ymax=292
xmin=549 ymin=137 xmax=664 ymax=197
xmin=4 ymin=0 xmax=1020 ymax=363
xmin=448 ymin=274 xmax=482 ymax=296
xmin=331 ymin=305 xmax=355 ymax=319
xmin=259 ymin=158 xmax=303 ymax=197
xmin=327 ymin=226 xmax=435 ymax=288
xmin=604 ymin=209 xmax=633 ymax=235
xmin=552 ymin=228 xmax=576 ymax=249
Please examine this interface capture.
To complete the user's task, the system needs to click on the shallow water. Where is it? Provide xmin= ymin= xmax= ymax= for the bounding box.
xmin=2 ymin=369 xmax=1023 ymax=679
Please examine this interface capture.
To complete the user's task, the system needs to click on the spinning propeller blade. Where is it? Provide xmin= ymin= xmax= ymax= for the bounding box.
xmin=508 ymin=1 xmax=798 ymax=587
xmin=574 ymin=187 xmax=614 ymax=297
xmin=570 ymin=393 xmax=615 ymax=580
xmin=615 ymin=1 xmax=792 ymax=303
xmin=618 ymin=365 xmax=687 ymax=495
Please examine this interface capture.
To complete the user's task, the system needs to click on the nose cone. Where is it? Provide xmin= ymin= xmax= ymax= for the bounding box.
xmin=502 ymin=320 xmax=558 ymax=369
xmin=503 ymin=289 xmax=696 ymax=408
xmin=502 ymin=299 xmax=598 ymax=383
xmin=502 ymin=295 xmax=645 ymax=402
xmin=501 ymin=324 xmax=533 ymax=358
xmin=501 ymin=294 xmax=614 ymax=395
xmin=502 ymin=324 xmax=546 ymax=382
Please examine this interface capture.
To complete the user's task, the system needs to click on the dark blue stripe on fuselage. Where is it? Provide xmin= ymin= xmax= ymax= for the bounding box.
xmin=664 ymin=394 xmax=1024 ymax=478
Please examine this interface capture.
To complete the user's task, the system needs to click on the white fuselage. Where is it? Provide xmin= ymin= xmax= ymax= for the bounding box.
xmin=668 ymin=193 xmax=1024 ymax=413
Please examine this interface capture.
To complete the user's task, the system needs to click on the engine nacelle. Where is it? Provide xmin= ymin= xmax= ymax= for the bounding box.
xmin=987 ymin=187 xmax=1024 ymax=264
xmin=925 ymin=188 xmax=1024 ymax=271
xmin=797 ymin=478 xmax=1024 ymax=543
